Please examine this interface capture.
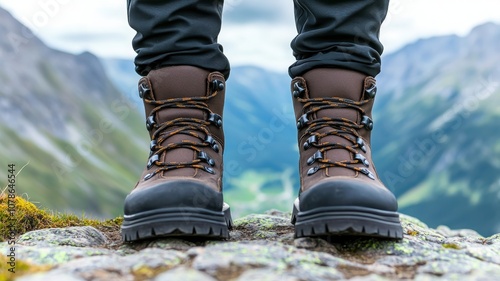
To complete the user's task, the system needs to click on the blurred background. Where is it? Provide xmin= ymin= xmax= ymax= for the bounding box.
xmin=0 ymin=0 xmax=499 ymax=236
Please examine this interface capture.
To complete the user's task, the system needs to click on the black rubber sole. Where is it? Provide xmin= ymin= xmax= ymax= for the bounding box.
xmin=292 ymin=204 xmax=403 ymax=239
xmin=121 ymin=206 xmax=233 ymax=242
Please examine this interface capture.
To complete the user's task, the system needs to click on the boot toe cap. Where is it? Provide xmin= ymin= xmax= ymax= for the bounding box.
xmin=299 ymin=178 xmax=398 ymax=212
xmin=124 ymin=180 xmax=223 ymax=215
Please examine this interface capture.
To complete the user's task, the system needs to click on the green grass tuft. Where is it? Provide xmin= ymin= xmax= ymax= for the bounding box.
xmin=0 ymin=194 xmax=122 ymax=242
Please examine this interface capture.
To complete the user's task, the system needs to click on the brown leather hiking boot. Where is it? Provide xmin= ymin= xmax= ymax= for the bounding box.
xmin=121 ymin=66 xmax=232 ymax=242
xmin=290 ymin=68 xmax=403 ymax=239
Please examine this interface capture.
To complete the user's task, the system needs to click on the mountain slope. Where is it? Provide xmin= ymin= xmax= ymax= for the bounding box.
xmin=373 ymin=22 xmax=500 ymax=235
xmin=0 ymin=7 xmax=148 ymax=217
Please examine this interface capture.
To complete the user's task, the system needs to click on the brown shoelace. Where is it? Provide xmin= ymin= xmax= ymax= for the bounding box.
xmin=296 ymin=95 xmax=375 ymax=179
xmin=142 ymin=81 xmax=224 ymax=180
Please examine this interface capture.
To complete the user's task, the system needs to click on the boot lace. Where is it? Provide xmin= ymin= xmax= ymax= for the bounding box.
xmin=140 ymin=80 xmax=224 ymax=180
xmin=293 ymin=81 xmax=376 ymax=180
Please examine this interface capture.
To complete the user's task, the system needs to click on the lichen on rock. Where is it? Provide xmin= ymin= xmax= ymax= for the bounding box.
xmin=16 ymin=226 xmax=108 ymax=247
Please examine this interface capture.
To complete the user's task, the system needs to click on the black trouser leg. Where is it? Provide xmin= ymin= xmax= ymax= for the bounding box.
xmin=289 ymin=0 xmax=389 ymax=78
xmin=128 ymin=0 xmax=230 ymax=78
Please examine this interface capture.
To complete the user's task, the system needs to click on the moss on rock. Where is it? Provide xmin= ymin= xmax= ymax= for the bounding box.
xmin=0 ymin=195 xmax=122 ymax=242
xmin=0 ymin=254 xmax=51 ymax=281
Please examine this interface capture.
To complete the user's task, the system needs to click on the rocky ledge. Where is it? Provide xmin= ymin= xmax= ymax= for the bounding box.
xmin=1 ymin=210 xmax=499 ymax=281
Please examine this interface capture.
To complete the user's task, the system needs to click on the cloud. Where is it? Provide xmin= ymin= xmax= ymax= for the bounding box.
xmin=219 ymin=0 xmax=296 ymax=71
xmin=0 ymin=0 xmax=135 ymax=57
xmin=381 ymin=0 xmax=500 ymax=54
xmin=219 ymin=23 xmax=296 ymax=72
xmin=223 ymin=0 xmax=293 ymax=25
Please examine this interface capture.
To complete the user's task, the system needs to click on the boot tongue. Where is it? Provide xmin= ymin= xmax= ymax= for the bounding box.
xmin=302 ymin=69 xmax=366 ymax=177
xmin=146 ymin=66 xmax=212 ymax=177
xmin=303 ymin=68 xmax=365 ymax=121
xmin=148 ymin=66 xmax=210 ymax=123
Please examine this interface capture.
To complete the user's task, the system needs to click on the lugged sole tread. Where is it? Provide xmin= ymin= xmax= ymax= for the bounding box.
xmin=292 ymin=205 xmax=403 ymax=240
xmin=122 ymin=222 xmax=230 ymax=242
xmin=121 ymin=207 xmax=232 ymax=242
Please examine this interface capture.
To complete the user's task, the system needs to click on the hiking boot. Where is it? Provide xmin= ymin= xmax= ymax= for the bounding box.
xmin=121 ymin=66 xmax=232 ymax=242
xmin=290 ymin=68 xmax=403 ymax=239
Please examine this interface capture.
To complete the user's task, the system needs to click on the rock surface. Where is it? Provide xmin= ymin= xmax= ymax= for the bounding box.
xmin=2 ymin=211 xmax=500 ymax=281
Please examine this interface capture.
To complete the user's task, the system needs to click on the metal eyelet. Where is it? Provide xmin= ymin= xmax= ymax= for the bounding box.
xmin=297 ymin=114 xmax=309 ymax=129
xmin=208 ymin=113 xmax=223 ymax=128
xmin=147 ymin=154 xmax=159 ymax=169
xmin=307 ymin=166 xmax=320 ymax=176
xmin=198 ymin=151 xmax=215 ymax=167
xmin=307 ymin=151 xmax=323 ymax=165
xmin=354 ymin=154 xmax=369 ymax=167
xmin=364 ymin=84 xmax=377 ymax=99
xmin=356 ymin=137 xmax=367 ymax=153
xmin=303 ymin=135 xmax=318 ymax=150
xmin=144 ymin=173 xmax=154 ymax=180
xmin=360 ymin=168 xmax=375 ymax=180
xmin=150 ymin=140 xmax=157 ymax=151
xmin=204 ymin=135 xmax=220 ymax=153
xmin=146 ymin=115 xmax=156 ymax=131
xmin=292 ymin=82 xmax=305 ymax=98
xmin=212 ymin=144 xmax=220 ymax=153
xmin=361 ymin=115 xmax=373 ymax=131
xmin=204 ymin=166 xmax=215 ymax=174
xmin=138 ymin=82 xmax=150 ymax=99
xmin=211 ymin=80 xmax=225 ymax=92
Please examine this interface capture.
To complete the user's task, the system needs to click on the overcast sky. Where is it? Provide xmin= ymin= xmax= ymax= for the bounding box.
xmin=1 ymin=0 xmax=499 ymax=72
